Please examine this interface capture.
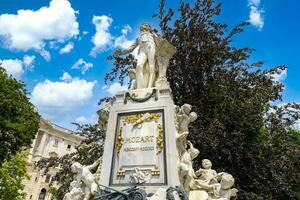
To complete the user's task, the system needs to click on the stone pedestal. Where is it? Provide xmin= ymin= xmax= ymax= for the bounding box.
xmin=99 ymin=87 xmax=180 ymax=193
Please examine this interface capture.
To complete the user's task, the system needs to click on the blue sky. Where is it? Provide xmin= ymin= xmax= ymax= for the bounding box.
xmin=0 ymin=0 xmax=299 ymax=130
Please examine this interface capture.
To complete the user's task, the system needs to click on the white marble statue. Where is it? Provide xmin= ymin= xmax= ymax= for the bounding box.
xmin=63 ymin=180 xmax=84 ymax=200
xmin=176 ymin=104 xmax=198 ymax=134
xmin=175 ymin=104 xmax=198 ymax=156
xmin=211 ymin=173 xmax=238 ymax=200
xmin=130 ymin=167 xmax=149 ymax=184
xmin=97 ymin=101 xmax=111 ymax=131
xmin=178 ymin=140 xmax=200 ymax=193
xmin=188 ymin=159 xmax=238 ymax=200
xmin=128 ymin=68 xmax=137 ymax=90
xmin=70 ymin=160 xmax=100 ymax=200
xmin=191 ymin=159 xmax=222 ymax=197
xmin=115 ymin=23 xmax=176 ymax=89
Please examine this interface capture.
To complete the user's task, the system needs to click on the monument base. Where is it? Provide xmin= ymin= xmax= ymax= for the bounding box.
xmin=99 ymin=87 xmax=180 ymax=194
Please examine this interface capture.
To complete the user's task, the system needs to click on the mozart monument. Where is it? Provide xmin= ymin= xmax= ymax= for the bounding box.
xmin=64 ymin=23 xmax=238 ymax=200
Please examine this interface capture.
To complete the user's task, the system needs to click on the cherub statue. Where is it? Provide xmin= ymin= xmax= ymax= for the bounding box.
xmin=176 ymin=104 xmax=198 ymax=134
xmin=178 ymin=140 xmax=200 ymax=193
xmin=115 ymin=23 xmax=176 ymax=89
xmin=191 ymin=159 xmax=221 ymax=198
xmin=71 ymin=160 xmax=100 ymax=200
xmin=211 ymin=173 xmax=238 ymax=200
xmin=63 ymin=180 xmax=84 ymax=200
xmin=175 ymin=104 xmax=198 ymax=156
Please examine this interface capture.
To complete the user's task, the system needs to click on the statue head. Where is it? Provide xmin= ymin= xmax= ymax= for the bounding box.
xmin=182 ymin=104 xmax=192 ymax=114
xmin=220 ymin=173 xmax=235 ymax=189
xmin=69 ymin=180 xmax=81 ymax=190
xmin=71 ymin=162 xmax=82 ymax=173
xmin=202 ymin=159 xmax=212 ymax=169
xmin=189 ymin=112 xmax=198 ymax=122
xmin=140 ymin=23 xmax=152 ymax=32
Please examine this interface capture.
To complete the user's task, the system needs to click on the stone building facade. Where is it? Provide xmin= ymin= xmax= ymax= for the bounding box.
xmin=23 ymin=119 xmax=83 ymax=200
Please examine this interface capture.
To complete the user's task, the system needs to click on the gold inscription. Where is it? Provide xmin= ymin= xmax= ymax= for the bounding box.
xmin=123 ymin=146 xmax=155 ymax=152
xmin=124 ymin=135 xmax=155 ymax=144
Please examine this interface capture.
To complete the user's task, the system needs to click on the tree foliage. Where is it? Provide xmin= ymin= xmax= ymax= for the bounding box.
xmin=37 ymin=123 xmax=105 ymax=200
xmin=105 ymin=0 xmax=300 ymax=199
xmin=0 ymin=151 xmax=30 ymax=200
xmin=0 ymin=67 xmax=40 ymax=164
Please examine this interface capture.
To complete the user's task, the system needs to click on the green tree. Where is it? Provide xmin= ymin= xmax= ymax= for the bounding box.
xmin=0 ymin=66 xmax=40 ymax=164
xmin=106 ymin=0 xmax=300 ymax=199
xmin=0 ymin=151 xmax=30 ymax=200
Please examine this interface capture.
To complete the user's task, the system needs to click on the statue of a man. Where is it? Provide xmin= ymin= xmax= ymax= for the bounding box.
xmin=115 ymin=23 xmax=156 ymax=89
xmin=115 ymin=23 xmax=176 ymax=89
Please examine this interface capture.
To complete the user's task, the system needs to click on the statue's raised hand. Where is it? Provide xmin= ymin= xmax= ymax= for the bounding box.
xmin=114 ymin=49 xmax=123 ymax=56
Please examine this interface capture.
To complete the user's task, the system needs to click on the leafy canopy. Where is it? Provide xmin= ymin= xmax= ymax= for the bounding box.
xmin=0 ymin=67 xmax=40 ymax=164
xmin=0 ymin=151 xmax=30 ymax=200
xmin=106 ymin=0 xmax=300 ymax=199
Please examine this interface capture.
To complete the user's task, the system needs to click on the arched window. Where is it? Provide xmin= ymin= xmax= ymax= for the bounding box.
xmin=49 ymin=152 xmax=58 ymax=158
xmin=38 ymin=188 xmax=46 ymax=200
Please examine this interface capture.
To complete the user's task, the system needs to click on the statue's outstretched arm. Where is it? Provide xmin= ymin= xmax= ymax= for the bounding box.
xmin=87 ymin=159 xmax=100 ymax=170
xmin=115 ymin=39 xmax=138 ymax=55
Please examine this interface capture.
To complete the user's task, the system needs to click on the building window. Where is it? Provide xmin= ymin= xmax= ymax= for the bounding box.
xmin=67 ymin=144 xmax=71 ymax=150
xmin=35 ymin=177 xmax=38 ymax=182
xmin=38 ymin=188 xmax=46 ymax=200
xmin=45 ymin=174 xmax=51 ymax=183
xmin=30 ymin=195 xmax=32 ymax=199
xmin=53 ymin=139 xmax=59 ymax=147
xmin=49 ymin=152 xmax=58 ymax=158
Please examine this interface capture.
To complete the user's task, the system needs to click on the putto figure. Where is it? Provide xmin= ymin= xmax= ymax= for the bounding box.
xmin=115 ymin=23 xmax=176 ymax=89
xmin=191 ymin=159 xmax=221 ymax=197
xmin=70 ymin=160 xmax=100 ymax=200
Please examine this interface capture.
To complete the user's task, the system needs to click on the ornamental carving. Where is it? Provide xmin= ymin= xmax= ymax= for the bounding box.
xmin=156 ymin=123 xmax=164 ymax=154
xmin=123 ymin=113 xmax=160 ymax=125
xmin=116 ymin=127 xmax=123 ymax=157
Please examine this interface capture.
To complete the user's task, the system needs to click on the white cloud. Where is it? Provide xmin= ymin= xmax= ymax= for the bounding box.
xmin=0 ymin=59 xmax=23 ymax=79
xmin=90 ymin=18 xmax=135 ymax=56
xmin=114 ymin=25 xmax=134 ymax=49
xmin=0 ymin=55 xmax=35 ymax=79
xmin=121 ymin=24 xmax=132 ymax=35
xmin=0 ymin=0 xmax=79 ymax=60
xmin=39 ymin=49 xmax=51 ymax=61
xmin=104 ymin=82 xmax=127 ymax=96
xmin=59 ymin=42 xmax=74 ymax=54
xmin=75 ymin=114 xmax=98 ymax=125
xmin=31 ymin=74 xmax=96 ymax=119
xmin=23 ymin=55 xmax=35 ymax=69
xmin=114 ymin=35 xmax=134 ymax=49
xmin=294 ymin=120 xmax=300 ymax=130
xmin=249 ymin=0 xmax=260 ymax=6
xmin=90 ymin=15 xmax=113 ymax=56
xmin=72 ymin=58 xmax=93 ymax=74
xmin=60 ymin=71 xmax=72 ymax=82
xmin=248 ymin=0 xmax=264 ymax=30
xmin=271 ymin=68 xmax=287 ymax=82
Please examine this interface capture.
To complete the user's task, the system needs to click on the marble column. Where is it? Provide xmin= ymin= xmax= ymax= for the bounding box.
xmin=37 ymin=131 xmax=48 ymax=157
